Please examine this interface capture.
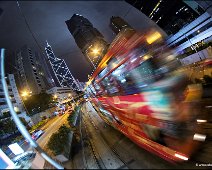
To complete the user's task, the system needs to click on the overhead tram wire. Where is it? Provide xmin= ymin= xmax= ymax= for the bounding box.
xmin=122 ymin=0 xmax=138 ymax=18
xmin=15 ymin=1 xmax=64 ymax=169
xmin=16 ymin=1 xmax=45 ymax=55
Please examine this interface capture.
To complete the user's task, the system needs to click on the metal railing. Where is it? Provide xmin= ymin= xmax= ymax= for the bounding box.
xmin=1 ymin=48 xmax=64 ymax=169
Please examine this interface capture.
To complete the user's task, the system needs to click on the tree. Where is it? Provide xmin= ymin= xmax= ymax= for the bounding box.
xmin=47 ymin=125 xmax=70 ymax=155
xmin=23 ymin=92 xmax=53 ymax=115
xmin=2 ymin=119 xmax=17 ymax=134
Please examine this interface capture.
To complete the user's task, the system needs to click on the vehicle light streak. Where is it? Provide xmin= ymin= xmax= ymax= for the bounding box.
xmin=174 ymin=153 xmax=189 ymax=161
xmin=193 ymin=133 xmax=206 ymax=142
xmin=197 ymin=119 xmax=207 ymax=123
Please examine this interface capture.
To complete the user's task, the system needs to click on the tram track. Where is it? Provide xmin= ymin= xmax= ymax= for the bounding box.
xmin=81 ymin=113 xmax=106 ymax=169
xmin=81 ymin=103 xmax=130 ymax=169
xmin=79 ymin=105 xmax=105 ymax=169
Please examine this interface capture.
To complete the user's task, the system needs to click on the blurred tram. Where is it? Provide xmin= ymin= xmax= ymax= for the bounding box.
xmin=85 ymin=28 xmax=204 ymax=162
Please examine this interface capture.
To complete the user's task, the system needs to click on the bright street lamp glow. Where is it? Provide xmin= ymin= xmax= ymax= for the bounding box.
xmin=53 ymin=94 xmax=58 ymax=99
xmin=92 ymin=48 xmax=99 ymax=55
xmin=21 ymin=91 xmax=29 ymax=97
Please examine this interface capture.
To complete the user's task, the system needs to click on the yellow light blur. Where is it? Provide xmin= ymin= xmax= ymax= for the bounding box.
xmin=146 ymin=31 xmax=162 ymax=44
xmin=54 ymin=94 xmax=58 ymax=99
xmin=92 ymin=48 xmax=100 ymax=55
xmin=21 ymin=91 xmax=29 ymax=97
xmin=143 ymin=55 xmax=150 ymax=60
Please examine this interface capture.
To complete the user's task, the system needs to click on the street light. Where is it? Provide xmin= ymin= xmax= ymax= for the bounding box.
xmin=21 ymin=90 xmax=31 ymax=101
xmin=91 ymin=48 xmax=100 ymax=55
xmin=21 ymin=90 xmax=29 ymax=97
xmin=53 ymin=94 xmax=58 ymax=99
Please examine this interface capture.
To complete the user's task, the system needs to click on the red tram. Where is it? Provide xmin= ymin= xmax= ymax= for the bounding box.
xmin=85 ymin=28 xmax=203 ymax=162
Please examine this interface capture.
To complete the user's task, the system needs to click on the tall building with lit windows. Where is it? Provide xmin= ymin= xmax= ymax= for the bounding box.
xmin=65 ymin=14 xmax=109 ymax=69
xmin=110 ymin=16 xmax=134 ymax=34
xmin=15 ymin=45 xmax=47 ymax=94
xmin=0 ymin=74 xmax=24 ymax=115
xmin=0 ymin=73 xmax=33 ymax=140
xmin=125 ymin=0 xmax=203 ymax=35
xmin=45 ymin=41 xmax=80 ymax=91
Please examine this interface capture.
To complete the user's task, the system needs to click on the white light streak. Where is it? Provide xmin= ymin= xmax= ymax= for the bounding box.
xmin=131 ymin=58 xmax=137 ymax=63
xmin=174 ymin=153 xmax=189 ymax=160
xmin=193 ymin=133 xmax=206 ymax=141
xmin=197 ymin=119 xmax=207 ymax=123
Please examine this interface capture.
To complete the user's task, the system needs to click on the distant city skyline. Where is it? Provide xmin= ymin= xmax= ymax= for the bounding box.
xmin=0 ymin=1 xmax=165 ymax=81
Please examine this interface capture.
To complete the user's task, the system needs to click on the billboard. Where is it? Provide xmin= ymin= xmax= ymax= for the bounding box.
xmin=8 ymin=143 xmax=24 ymax=156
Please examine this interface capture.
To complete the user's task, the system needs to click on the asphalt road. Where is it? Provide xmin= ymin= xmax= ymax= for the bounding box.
xmin=37 ymin=113 xmax=69 ymax=149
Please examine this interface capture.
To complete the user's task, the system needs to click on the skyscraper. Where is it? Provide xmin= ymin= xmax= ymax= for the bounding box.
xmin=110 ymin=16 xmax=134 ymax=34
xmin=65 ymin=14 xmax=109 ymax=69
xmin=36 ymin=51 xmax=56 ymax=89
xmin=0 ymin=74 xmax=24 ymax=114
xmin=45 ymin=41 xmax=80 ymax=91
xmin=15 ymin=45 xmax=47 ymax=94
xmin=125 ymin=0 xmax=203 ymax=35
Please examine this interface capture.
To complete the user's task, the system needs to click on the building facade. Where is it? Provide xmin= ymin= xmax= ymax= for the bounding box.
xmin=36 ymin=51 xmax=56 ymax=89
xmin=15 ymin=45 xmax=47 ymax=95
xmin=65 ymin=14 xmax=109 ymax=69
xmin=194 ymin=0 xmax=212 ymax=16
xmin=46 ymin=87 xmax=76 ymax=103
xmin=45 ymin=42 xmax=80 ymax=91
xmin=0 ymin=74 xmax=33 ymax=139
xmin=166 ymin=11 xmax=212 ymax=65
xmin=125 ymin=0 xmax=203 ymax=35
xmin=110 ymin=16 xmax=134 ymax=34
xmin=0 ymin=74 xmax=24 ymax=115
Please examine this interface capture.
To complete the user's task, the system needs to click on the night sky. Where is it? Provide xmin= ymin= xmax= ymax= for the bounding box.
xmin=0 ymin=1 xmax=165 ymax=82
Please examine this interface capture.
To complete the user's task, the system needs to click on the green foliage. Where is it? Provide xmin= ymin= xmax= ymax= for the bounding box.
xmin=47 ymin=125 xmax=70 ymax=155
xmin=23 ymin=93 xmax=53 ymax=115
xmin=0 ymin=118 xmax=17 ymax=135
xmin=67 ymin=113 xmax=75 ymax=126
xmin=0 ymin=111 xmax=10 ymax=119
xmin=67 ymin=106 xmax=80 ymax=127
xmin=30 ymin=119 xmax=47 ymax=132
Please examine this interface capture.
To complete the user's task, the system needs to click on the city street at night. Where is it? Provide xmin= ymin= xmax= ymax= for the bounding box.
xmin=0 ymin=0 xmax=212 ymax=169
xmin=37 ymin=113 xmax=69 ymax=149
xmin=67 ymin=101 xmax=211 ymax=169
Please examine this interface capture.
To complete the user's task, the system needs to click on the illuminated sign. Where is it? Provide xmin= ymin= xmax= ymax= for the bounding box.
xmin=8 ymin=143 xmax=24 ymax=155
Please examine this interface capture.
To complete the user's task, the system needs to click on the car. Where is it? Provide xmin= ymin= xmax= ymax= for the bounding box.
xmin=31 ymin=130 xmax=44 ymax=140
xmin=53 ymin=111 xmax=59 ymax=116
